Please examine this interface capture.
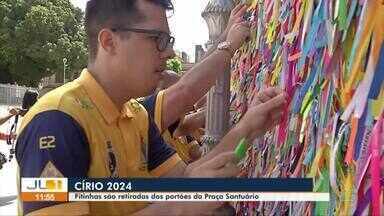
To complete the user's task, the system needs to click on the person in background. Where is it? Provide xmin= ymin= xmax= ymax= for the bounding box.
xmin=20 ymin=90 xmax=39 ymax=116
xmin=140 ymin=70 xmax=204 ymax=163
xmin=0 ymin=152 xmax=7 ymax=169
xmin=0 ymin=90 xmax=38 ymax=140
xmin=154 ymin=70 xmax=180 ymax=94
xmin=1 ymin=90 xmax=38 ymax=170
xmin=0 ymin=107 xmax=21 ymax=126
xmin=0 ymin=130 xmax=16 ymax=141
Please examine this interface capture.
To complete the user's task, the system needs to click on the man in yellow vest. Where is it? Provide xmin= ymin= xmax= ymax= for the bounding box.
xmin=16 ymin=1 xmax=286 ymax=215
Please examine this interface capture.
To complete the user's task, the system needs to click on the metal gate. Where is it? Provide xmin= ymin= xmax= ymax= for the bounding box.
xmin=0 ymin=84 xmax=35 ymax=105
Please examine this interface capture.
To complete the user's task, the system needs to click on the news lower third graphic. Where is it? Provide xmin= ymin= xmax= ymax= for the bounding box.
xmin=21 ymin=178 xmax=68 ymax=202
xmin=21 ymin=178 xmax=330 ymax=202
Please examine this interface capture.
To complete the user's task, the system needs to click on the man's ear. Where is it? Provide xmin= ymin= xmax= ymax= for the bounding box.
xmin=98 ymin=29 xmax=117 ymax=56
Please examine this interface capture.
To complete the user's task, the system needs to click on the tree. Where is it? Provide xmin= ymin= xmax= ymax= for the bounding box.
xmin=166 ymin=57 xmax=183 ymax=74
xmin=0 ymin=0 xmax=87 ymax=87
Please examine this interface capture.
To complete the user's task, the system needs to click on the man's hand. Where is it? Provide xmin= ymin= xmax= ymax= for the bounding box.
xmin=135 ymin=152 xmax=239 ymax=216
xmin=226 ymin=21 xmax=250 ymax=54
xmin=180 ymin=88 xmax=286 ymax=188
xmin=8 ymin=107 xmax=22 ymax=116
xmin=238 ymin=87 xmax=287 ymax=140
xmin=224 ymin=4 xmax=249 ymax=38
xmin=183 ymin=152 xmax=239 ymax=215
xmin=189 ymin=152 xmax=239 ymax=178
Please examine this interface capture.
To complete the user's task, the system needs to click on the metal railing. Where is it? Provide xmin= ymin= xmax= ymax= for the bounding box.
xmin=0 ymin=84 xmax=35 ymax=105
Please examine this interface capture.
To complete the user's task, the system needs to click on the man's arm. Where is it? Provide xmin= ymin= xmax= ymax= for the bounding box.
xmin=188 ymin=88 xmax=287 ymax=171
xmin=185 ymin=122 xmax=248 ymax=174
xmin=0 ymin=107 xmax=23 ymax=125
xmin=162 ymin=49 xmax=231 ymax=130
xmin=162 ymin=22 xmax=250 ymax=130
xmin=0 ymin=113 xmax=15 ymax=125
xmin=174 ymin=108 xmax=205 ymax=137
xmin=200 ymin=4 xmax=248 ymax=60
xmin=165 ymin=88 xmax=287 ymax=177
xmin=16 ymin=111 xmax=90 ymax=215
xmin=162 ymin=122 xmax=248 ymax=178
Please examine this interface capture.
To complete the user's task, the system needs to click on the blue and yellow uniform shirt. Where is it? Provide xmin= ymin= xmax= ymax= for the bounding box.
xmin=16 ymin=69 xmax=182 ymax=215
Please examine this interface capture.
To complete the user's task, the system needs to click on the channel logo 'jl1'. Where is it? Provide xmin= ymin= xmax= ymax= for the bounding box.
xmin=27 ymin=179 xmax=63 ymax=191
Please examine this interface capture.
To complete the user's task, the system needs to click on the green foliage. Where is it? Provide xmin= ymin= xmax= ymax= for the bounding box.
xmin=166 ymin=57 xmax=183 ymax=74
xmin=0 ymin=0 xmax=87 ymax=87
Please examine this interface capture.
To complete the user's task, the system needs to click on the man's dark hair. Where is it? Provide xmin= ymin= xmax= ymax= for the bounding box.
xmin=22 ymin=90 xmax=38 ymax=110
xmin=85 ymin=0 xmax=173 ymax=62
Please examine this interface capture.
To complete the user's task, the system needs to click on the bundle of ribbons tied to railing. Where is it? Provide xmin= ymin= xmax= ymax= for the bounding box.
xmin=229 ymin=0 xmax=383 ymax=215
